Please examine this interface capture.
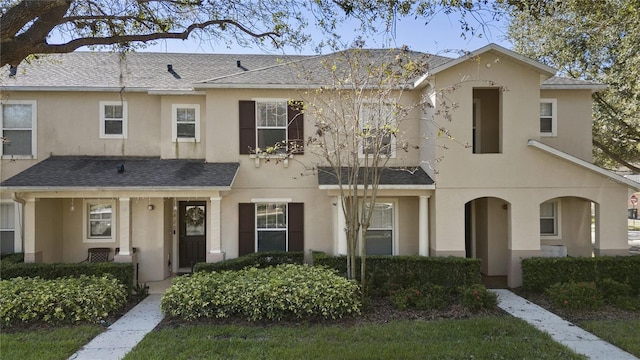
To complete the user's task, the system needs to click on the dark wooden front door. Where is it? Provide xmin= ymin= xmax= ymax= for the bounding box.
xmin=179 ymin=201 xmax=206 ymax=268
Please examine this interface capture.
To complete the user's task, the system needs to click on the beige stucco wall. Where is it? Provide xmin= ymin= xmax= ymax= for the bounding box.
xmin=35 ymin=198 xmax=63 ymax=263
xmin=539 ymin=89 xmax=593 ymax=162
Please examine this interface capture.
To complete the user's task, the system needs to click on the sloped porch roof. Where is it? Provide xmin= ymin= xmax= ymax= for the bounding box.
xmin=0 ymin=156 xmax=239 ymax=191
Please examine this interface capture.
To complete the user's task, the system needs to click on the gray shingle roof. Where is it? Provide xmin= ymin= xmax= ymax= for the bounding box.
xmin=0 ymin=156 xmax=239 ymax=189
xmin=0 ymin=50 xmax=452 ymax=90
xmin=317 ymin=166 xmax=434 ymax=186
xmin=542 ymin=76 xmax=606 ymax=89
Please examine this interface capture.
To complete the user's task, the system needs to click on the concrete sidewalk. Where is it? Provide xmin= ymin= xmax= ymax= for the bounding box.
xmin=492 ymin=289 xmax=638 ymax=360
xmin=68 ymin=294 xmax=164 ymax=360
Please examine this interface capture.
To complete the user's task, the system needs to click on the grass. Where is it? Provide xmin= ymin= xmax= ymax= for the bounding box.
xmin=629 ymin=219 xmax=640 ymax=231
xmin=0 ymin=325 xmax=104 ymax=360
xmin=123 ymin=317 xmax=584 ymax=360
xmin=578 ymin=319 xmax=640 ymax=357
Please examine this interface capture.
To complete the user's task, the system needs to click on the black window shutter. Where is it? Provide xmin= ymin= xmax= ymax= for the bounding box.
xmin=238 ymin=203 xmax=255 ymax=256
xmin=288 ymin=203 xmax=304 ymax=252
xmin=287 ymin=101 xmax=304 ymax=154
xmin=239 ymin=101 xmax=256 ymax=154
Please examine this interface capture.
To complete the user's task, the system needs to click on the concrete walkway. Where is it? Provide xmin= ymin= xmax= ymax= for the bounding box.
xmin=492 ymin=289 xmax=638 ymax=360
xmin=68 ymin=294 xmax=164 ymax=360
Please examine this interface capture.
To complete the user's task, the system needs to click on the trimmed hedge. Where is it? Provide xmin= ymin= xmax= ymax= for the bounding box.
xmin=162 ymin=264 xmax=361 ymax=321
xmin=313 ymin=253 xmax=482 ymax=297
xmin=1 ymin=275 xmax=128 ymax=326
xmin=0 ymin=253 xmax=24 ymax=263
xmin=522 ymin=256 xmax=640 ymax=293
xmin=0 ymin=262 xmax=134 ymax=294
xmin=193 ymin=251 xmax=304 ymax=272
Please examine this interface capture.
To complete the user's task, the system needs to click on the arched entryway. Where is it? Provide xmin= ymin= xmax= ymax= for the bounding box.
xmin=465 ymin=197 xmax=511 ymax=287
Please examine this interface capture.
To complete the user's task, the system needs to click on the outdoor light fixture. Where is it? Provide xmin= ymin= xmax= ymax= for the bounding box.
xmin=70 ymin=198 xmax=75 ymax=212
xmin=147 ymin=199 xmax=154 ymax=211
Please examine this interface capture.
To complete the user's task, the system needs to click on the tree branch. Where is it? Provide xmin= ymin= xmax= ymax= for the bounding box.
xmin=593 ymin=138 xmax=640 ymax=173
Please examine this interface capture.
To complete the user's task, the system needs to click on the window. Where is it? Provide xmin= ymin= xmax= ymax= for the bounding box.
xmin=84 ymin=200 xmax=116 ymax=242
xmin=540 ymin=201 xmax=560 ymax=237
xmin=360 ymin=102 xmax=395 ymax=157
xmin=0 ymin=202 xmax=15 ymax=254
xmin=1 ymin=100 xmax=37 ymax=157
xmin=364 ymin=202 xmax=394 ymax=255
xmin=540 ymin=99 xmax=557 ymax=137
xmin=256 ymin=203 xmax=288 ymax=251
xmin=172 ymin=104 xmax=200 ymax=142
xmin=256 ymin=101 xmax=288 ymax=152
xmin=238 ymin=100 xmax=304 ymax=155
xmin=238 ymin=202 xmax=303 ymax=255
xmin=99 ymin=101 xmax=127 ymax=139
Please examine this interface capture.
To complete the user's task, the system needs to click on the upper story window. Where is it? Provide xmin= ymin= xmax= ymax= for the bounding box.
xmin=540 ymin=99 xmax=557 ymax=137
xmin=172 ymin=104 xmax=200 ymax=142
xmin=360 ymin=102 xmax=395 ymax=158
xmin=364 ymin=202 xmax=395 ymax=255
xmin=540 ymin=200 xmax=560 ymax=237
xmin=239 ymin=100 xmax=304 ymax=155
xmin=99 ymin=101 xmax=127 ymax=139
xmin=1 ymin=100 xmax=37 ymax=158
xmin=256 ymin=101 xmax=288 ymax=153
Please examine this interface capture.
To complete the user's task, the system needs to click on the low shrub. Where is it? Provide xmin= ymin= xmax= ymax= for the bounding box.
xmin=522 ymin=256 xmax=640 ymax=293
xmin=313 ymin=253 xmax=481 ymax=297
xmin=597 ymin=278 xmax=632 ymax=303
xmin=545 ymin=282 xmax=603 ymax=310
xmin=194 ymin=251 xmax=304 ymax=272
xmin=0 ymin=275 xmax=128 ymax=326
xmin=0 ymin=253 xmax=24 ymax=263
xmin=458 ymin=284 xmax=498 ymax=312
xmin=388 ymin=284 xmax=447 ymax=310
xmin=0 ymin=262 xmax=134 ymax=294
xmin=161 ymin=264 xmax=361 ymax=321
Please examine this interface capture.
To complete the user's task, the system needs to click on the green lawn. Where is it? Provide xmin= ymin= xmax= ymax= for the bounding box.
xmin=578 ymin=319 xmax=640 ymax=357
xmin=0 ymin=325 xmax=104 ymax=360
xmin=124 ymin=317 xmax=584 ymax=360
xmin=629 ymin=219 xmax=640 ymax=231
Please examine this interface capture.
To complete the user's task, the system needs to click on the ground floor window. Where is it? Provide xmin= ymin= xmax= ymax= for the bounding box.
xmin=256 ymin=203 xmax=287 ymax=251
xmin=84 ymin=200 xmax=116 ymax=242
xmin=365 ymin=202 xmax=394 ymax=255
xmin=540 ymin=200 xmax=560 ymax=237
xmin=0 ymin=202 xmax=15 ymax=253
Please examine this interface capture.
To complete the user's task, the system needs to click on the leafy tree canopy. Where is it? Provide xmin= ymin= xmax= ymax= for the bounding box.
xmin=505 ymin=0 xmax=640 ymax=172
xmin=0 ymin=0 xmax=504 ymax=68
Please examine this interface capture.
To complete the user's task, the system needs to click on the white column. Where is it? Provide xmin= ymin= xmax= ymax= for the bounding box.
xmin=14 ymin=201 xmax=23 ymax=253
xmin=23 ymin=198 xmax=38 ymax=262
xmin=118 ymin=198 xmax=131 ymax=256
xmin=419 ymin=195 xmax=430 ymax=256
xmin=336 ymin=196 xmax=348 ymax=256
xmin=207 ymin=196 xmax=224 ymax=262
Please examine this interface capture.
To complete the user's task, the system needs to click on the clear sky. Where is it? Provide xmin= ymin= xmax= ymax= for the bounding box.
xmin=141 ymin=10 xmax=512 ymax=56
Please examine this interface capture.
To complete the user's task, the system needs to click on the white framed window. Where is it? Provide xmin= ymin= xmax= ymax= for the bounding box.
xmin=364 ymin=202 xmax=396 ymax=255
xmin=359 ymin=102 xmax=396 ymax=158
xmin=99 ymin=101 xmax=127 ymax=139
xmin=540 ymin=200 xmax=561 ymax=238
xmin=1 ymin=100 xmax=37 ymax=158
xmin=255 ymin=202 xmax=288 ymax=252
xmin=83 ymin=200 xmax=116 ymax=243
xmin=256 ymin=100 xmax=288 ymax=153
xmin=172 ymin=104 xmax=200 ymax=142
xmin=0 ymin=202 xmax=16 ymax=254
xmin=540 ymin=99 xmax=557 ymax=137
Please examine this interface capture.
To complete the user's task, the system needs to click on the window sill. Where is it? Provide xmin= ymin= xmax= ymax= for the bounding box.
xmin=83 ymin=238 xmax=116 ymax=244
xmin=540 ymin=133 xmax=557 ymax=138
xmin=249 ymin=153 xmax=293 ymax=168
xmin=1 ymin=155 xmax=36 ymax=160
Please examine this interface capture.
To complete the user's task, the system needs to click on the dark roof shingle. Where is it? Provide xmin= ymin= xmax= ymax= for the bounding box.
xmin=0 ymin=156 xmax=239 ymax=188
xmin=317 ymin=166 xmax=434 ymax=186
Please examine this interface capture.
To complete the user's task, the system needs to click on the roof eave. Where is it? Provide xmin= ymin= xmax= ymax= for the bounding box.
xmin=0 ymin=86 xmax=150 ymax=92
xmin=0 ymin=186 xmax=233 ymax=192
xmin=527 ymin=140 xmax=640 ymax=191
xmin=541 ymin=84 xmax=607 ymax=92
xmin=318 ymin=184 xmax=435 ymax=190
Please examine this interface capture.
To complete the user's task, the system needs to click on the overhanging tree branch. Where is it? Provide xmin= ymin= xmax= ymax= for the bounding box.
xmin=593 ymin=139 xmax=640 ymax=173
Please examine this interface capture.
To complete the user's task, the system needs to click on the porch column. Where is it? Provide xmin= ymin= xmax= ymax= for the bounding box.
xmin=207 ymin=196 xmax=225 ymax=262
xmin=116 ymin=198 xmax=131 ymax=257
xmin=23 ymin=198 xmax=41 ymax=263
xmin=13 ymin=201 xmax=23 ymax=253
xmin=419 ymin=195 xmax=430 ymax=256
xmin=336 ymin=196 xmax=348 ymax=256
